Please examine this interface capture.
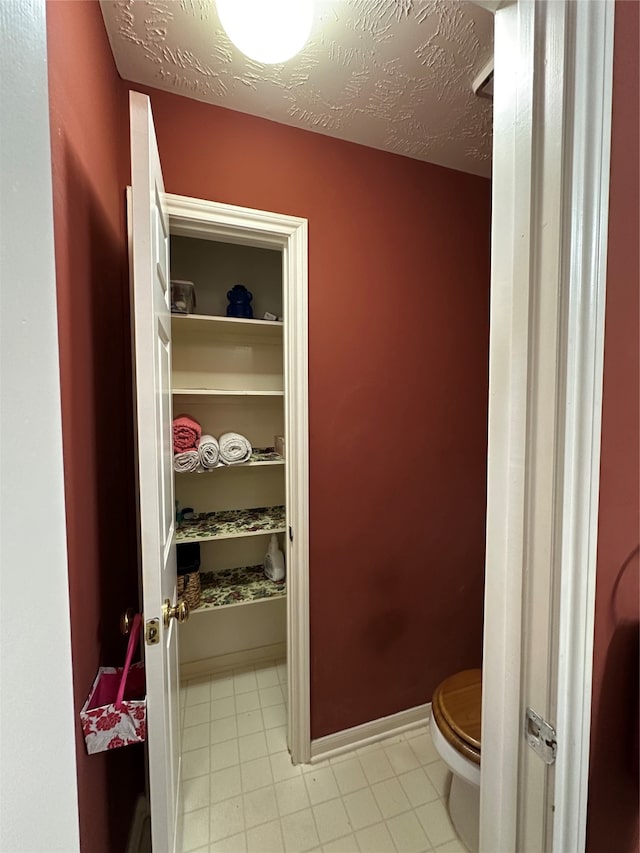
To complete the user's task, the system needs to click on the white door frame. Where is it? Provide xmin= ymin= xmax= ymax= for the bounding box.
xmin=165 ymin=193 xmax=311 ymax=764
xmin=480 ymin=1 xmax=614 ymax=851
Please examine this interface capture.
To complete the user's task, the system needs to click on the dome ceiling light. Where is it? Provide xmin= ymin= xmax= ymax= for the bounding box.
xmin=216 ymin=0 xmax=314 ymax=64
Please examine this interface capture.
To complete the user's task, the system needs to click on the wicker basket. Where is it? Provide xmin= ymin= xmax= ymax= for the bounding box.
xmin=177 ymin=571 xmax=201 ymax=609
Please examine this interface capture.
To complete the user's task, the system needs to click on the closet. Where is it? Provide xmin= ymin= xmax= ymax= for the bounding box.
xmin=157 ymin=191 xmax=310 ymax=769
xmin=170 ymin=236 xmax=288 ymax=669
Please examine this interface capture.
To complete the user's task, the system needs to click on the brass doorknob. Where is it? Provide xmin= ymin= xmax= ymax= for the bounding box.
xmin=120 ymin=607 xmax=137 ymax=635
xmin=163 ymin=598 xmax=190 ymax=628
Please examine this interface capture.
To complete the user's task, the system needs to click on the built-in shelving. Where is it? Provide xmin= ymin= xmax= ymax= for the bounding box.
xmin=174 ymin=448 xmax=284 ymax=472
xmin=170 ymin=233 xmax=288 ymax=663
xmin=176 ymin=505 xmax=286 ymax=544
xmin=191 ymin=565 xmax=286 ymax=612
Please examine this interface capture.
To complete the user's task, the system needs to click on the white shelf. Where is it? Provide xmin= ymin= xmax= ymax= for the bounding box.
xmin=171 ymin=313 xmax=282 ymax=338
xmin=174 ymin=448 xmax=284 ymax=471
xmin=173 ymin=389 xmax=284 ymax=397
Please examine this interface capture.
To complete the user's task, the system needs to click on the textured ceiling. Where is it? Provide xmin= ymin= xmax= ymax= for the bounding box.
xmin=100 ymin=0 xmax=494 ymax=177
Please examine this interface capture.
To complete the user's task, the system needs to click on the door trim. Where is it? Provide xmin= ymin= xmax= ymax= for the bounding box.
xmin=480 ymin=1 xmax=615 ymax=850
xmin=164 ymin=193 xmax=311 ymax=764
xmin=551 ymin=3 xmax=614 ymax=850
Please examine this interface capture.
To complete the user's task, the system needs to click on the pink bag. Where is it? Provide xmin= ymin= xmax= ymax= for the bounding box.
xmin=80 ymin=613 xmax=146 ymax=754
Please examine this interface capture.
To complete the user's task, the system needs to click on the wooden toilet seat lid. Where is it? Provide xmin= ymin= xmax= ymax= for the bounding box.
xmin=433 ymin=669 xmax=482 ymax=753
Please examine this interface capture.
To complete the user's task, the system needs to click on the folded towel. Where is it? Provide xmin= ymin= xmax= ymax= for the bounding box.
xmin=219 ymin=432 xmax=252 ymax=465
xmin=197 ymin=434 xmax=220 ymax=470
xmin=173 ymin=415 xmax=201 ymax=453
xmin=173 ymin=450 xmax=200 ymax=473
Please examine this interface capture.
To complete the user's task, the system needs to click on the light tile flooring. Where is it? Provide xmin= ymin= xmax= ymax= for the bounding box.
xmin=180 ymin=660 xmax=467 ymax=853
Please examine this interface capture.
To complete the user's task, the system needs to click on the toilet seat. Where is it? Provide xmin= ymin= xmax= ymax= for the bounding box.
xmin=430 ymin=669 xmax=483 ymax=853
xmin=432 ymin=669 xmax=481 ymax=766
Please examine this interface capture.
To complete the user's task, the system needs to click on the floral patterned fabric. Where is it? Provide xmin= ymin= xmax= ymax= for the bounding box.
xmin=80 ymin=662 xmax=146 ymax=754
xmin=176 ymin=506 xmax=286 ymax=543
xmin=198 ymin=565 xmax=286 ymax=610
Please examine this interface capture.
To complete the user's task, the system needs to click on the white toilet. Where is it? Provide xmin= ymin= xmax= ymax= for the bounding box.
xmin=430 ymin=669 xmax=482 ymax=853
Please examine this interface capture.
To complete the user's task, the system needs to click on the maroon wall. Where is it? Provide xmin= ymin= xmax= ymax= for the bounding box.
xmin=136 ymin=85 xmax=492 ymax=738
xmin=587 ymin=3 xmax=640 ymax=851
xmin=46 ymin=3 xmax=142 ymax=851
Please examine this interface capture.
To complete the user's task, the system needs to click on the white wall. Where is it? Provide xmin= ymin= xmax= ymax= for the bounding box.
xmin=180 ymin=598 xmax=287 ymax=664
xmin=0 ymin=1 xmax=80 ymax=849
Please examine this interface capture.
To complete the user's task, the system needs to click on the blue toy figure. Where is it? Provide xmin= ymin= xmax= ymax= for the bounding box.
xmin=226 ymin=284 xmax=253 ymax=319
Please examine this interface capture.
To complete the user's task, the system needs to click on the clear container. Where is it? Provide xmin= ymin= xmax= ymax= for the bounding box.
xmin=171 ymin=279 xmax=196 ymax=314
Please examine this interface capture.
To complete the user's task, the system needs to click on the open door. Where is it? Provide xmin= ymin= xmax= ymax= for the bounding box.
xmin=130 ymin=90 xmax=184 ymax=852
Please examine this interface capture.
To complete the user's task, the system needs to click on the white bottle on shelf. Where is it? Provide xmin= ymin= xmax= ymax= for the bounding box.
xmin=264 ymin=534 xmax=285 ymax=582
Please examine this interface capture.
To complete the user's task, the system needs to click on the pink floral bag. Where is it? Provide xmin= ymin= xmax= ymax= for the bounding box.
xmin=80 ymin=613 xmax=146 ymax=754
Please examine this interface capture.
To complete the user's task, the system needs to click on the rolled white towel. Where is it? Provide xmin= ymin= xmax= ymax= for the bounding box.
xmin=197 ymin=434 xmax=220 ymax=470
xmin=173 ymin=450 xmax=199 ymax=473
xmin=219 ymin=432 xmax=252 ymax=465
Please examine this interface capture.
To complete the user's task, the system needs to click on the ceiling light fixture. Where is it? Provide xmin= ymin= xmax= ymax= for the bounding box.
xmin=216 ymin=0 xmax=314 ymax=64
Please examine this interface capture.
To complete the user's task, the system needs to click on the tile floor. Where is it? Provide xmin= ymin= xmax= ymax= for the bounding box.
xmin=180 ymin=660 xmax=466 ymax=853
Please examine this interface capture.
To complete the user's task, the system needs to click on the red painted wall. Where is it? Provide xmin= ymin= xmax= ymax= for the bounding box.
xmin=137 ymin=84 xmax=492 ymax=737
xmin=46 ymin=3 xmax=143 ymax=851
xmin=587 ymin=3 xmax=640 ymax=851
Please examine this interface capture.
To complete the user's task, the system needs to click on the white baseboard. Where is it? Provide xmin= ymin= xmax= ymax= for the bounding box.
xmin=310 ymin=702 xmax=432 ymax=764
xmin=180 ymin=642 xmax=287 ymax=682
xmin=126 ymin=794 xmax=150 ymax=853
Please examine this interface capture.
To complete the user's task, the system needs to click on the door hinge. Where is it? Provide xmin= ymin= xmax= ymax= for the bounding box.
xmin=289 ymin=526 xmax=294 ymax=543
xmin=526 ymin=707 xmax=557 ymax=765
xmin=145 ymin=618 xmax=160 ymax=646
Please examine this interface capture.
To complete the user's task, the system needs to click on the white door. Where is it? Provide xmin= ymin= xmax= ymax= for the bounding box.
xmin=130 ymin=90 xmax=182 ymax=853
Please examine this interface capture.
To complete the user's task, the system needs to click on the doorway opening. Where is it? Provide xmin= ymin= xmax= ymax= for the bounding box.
xmin=165 ymin=192 xmax=311 ymax=767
